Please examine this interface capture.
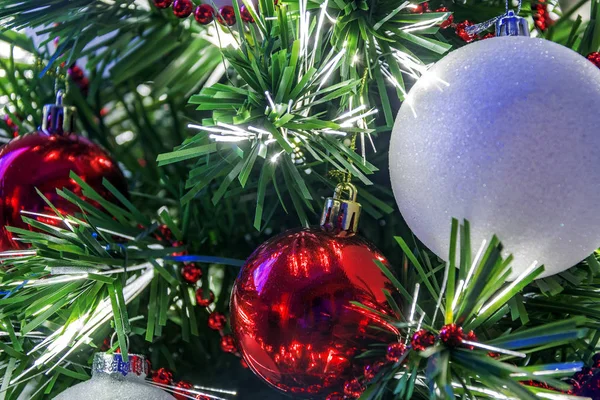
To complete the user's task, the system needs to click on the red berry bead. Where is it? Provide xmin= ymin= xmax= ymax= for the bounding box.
xmin=208 ymin=312 xmax=227 ymax=330
xmin=173 ymin=0 xmax=193 ymax=18
xmin=240 ymin=4 xmax=255 ymax=23
xmin=436 ymin=7 xmax=453 ymax=29
xmin=439 ymin=324 xmax=464 ymax=347
xmin=456 ymin=20 xmax=477 ymax=43
xmin=573 ymin=367 xmax=594 ymax=384
xmin=153 ymin=0 xmax=173 ymax=8
xmin=220 ymin=334 xmax=237 ymax=353
xmin=413 ymin=2 xmax=429 ymax=13
xmin=326 ymin=393 xmax=344 ymax=400
xmin=152 ymin=367 xmax=173 ymax=385
xmin=386 ymin=342 xmax=407 ymax=362
xmin=411 ymin=329 xmax=436 ymax=351
xmin=217 ymin=5 xmax=236 ymax=26
xmin=587 ymin=52 xmax=600 ymax=69
xmin=195 ymin=395 xmax=211 ymax=400
xmin=464 ymin=330 xmax=477 ymax=350
xmin=174 ymin=381 xmax=193 ymax=400
xmin=194 ymin=4 xmax=215 ymax=24
xmin=481 ymin=33 xmax=495 ymax=39
xmin=364 ymin=361 xmax=384 ymax=380
xmin=181 ymin=264 xmax=202 ymax=284
xmin=195 ymin=289 xmax=215 ymax=307
xmin=343 ymin=378 xmax=364 ymax=399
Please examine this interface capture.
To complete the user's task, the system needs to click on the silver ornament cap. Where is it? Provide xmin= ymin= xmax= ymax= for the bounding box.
xmin=320 ymin=182 xmax=362 ymax=237
xmin=41 ymin=90 xmax=77 ymax=135
xmin=495 ymin=10 xmax=530 ymax=36
xmin=92 ymin=353 xmax=150 ymax=380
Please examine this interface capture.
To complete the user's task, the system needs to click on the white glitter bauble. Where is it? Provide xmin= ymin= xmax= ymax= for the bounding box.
xmin=389 ymin=36 xmax=600 ymax=280
xmin=54 ymin=353 xmax=175 ymax=400
xmin=53 ymin=375 xmax=175 ymax=400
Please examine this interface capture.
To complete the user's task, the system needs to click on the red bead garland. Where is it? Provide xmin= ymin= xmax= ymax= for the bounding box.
xmin=436 ymin=7 xmax=453 ymax=29
xmin=217 ymin=5 xmax=236 ymax=26
xmin=411 ymin=329 xmax=436 ymax=351
xmin=173 ymin=0 xmax=194 ymax=18
xmin=181 ymin=264 xmax=202 ymax=284
xmin=208 ymin=311 xmax=227 ymax=330
xmin=174 ymin=381 xmax=194 ymax=400
xmin=439 ymin=324 xmax=464 ymax=347
xmin=343 ymin=378 xmax=364 ymax=399
xmin=153 ymin=0 xmax=173 ymax=8
xmin=195 ymin=288 xmax=215 ymax=307
xmin=194 ymin=4 xmax=215 ymax=24
xmin=326 ymin=393 xmax=344 ymax=400
xmin=532 ymin=0 xmax=552 ymax=31
xmin=412 ymin=2 xmax=430 ymax=14
xmin=152 ymin=367 xmax=173 ymax=385
xmin=455 ymin=20 xmax=477 ymax=43
xmin=240 ymin=5 xmax=254 ymax=23
xmin=386 ymin=342 xmax=407 ymax=362
xmin=220 ymin=334 xmax=237 ymax=353
xmin=588 ymin=52 xmax=600 ymax=69
xmin=364 ymin=361 xmax=384 ymax=380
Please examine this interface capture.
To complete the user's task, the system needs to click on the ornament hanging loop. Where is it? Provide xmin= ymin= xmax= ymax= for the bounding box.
xmin=41 ymin=90 xmax=77 ymax=135
xmin=465 ymin=0 xmax=529 ymax=37
xmin=320 ymin=182 xmax=361 ymax=237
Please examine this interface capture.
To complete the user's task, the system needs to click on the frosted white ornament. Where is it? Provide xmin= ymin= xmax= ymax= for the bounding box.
xmin=54 ymin=353 xmax=175 ymax=400
xmin=389 ymin=36 xmax=600 ymax=280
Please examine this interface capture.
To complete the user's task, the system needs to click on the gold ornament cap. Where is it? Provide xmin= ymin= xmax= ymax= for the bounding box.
xmin=42 ymin=90 xmax=77 ymax=135
xmin=320 ymin=182 xmax=361 ymax=237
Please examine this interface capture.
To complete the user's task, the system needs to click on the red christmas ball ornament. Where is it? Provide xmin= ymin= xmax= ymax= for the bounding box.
xmin=181 ymin=263 xmax=202 ymax=284
xmin=343 ymin=379 xmax=364 ymax=399
xmin=0 ymin=93 xmax=127 ymax=252
xmin=386 ymin=342 xmax=407 ymax=362
xmin=153 ymin=0 xmax=173 ymax=8
xmin=174 ymin=381 xmax=193 ymax=400
xmin=230 ymin=184 xmax=399 ymax=397
xmin=208 ymin=311 xmax=227 ymax=330
xmin=195 ymin=288 xmax=215 ymax=307
xmin=436 ymin=7 xmax=453 ymax=29
xmin=217 ymin=5 xmax=236 ymax=26
xmin=439 ymin=324 xmax=464 ymax=347
xmin=173 ymin=0 xmax=193 ymax=18
xmin=194 ymin=4 xmax=215 ymax=24
xmin=152 ymin=368 xmax=173 ymax=385
xmin=587 ymin=52 xmax=600 ymax=69
xmin=456 ymin=20 xmax=477 ymax=43
xmin=411 ymin=329 xmax=436 ymax=351
xmin=240 ymin=5 xmax=255 ymax=23
xmin=220 ymin=334 xmax=237 ymax=353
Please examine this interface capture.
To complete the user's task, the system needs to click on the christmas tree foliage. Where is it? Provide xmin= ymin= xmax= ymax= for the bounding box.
xmin=0 ymin=0 xmax=599 ymax=399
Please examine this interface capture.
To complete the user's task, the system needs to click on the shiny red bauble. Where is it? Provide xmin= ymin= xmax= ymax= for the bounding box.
xmin=194 ymin=4 xmax=215 ymax=25
xmin=217 ymin=5 xmax=236 ymax=26
xmin=173 ymin=0 xmax=193 ymax=18
xmin=230 ymin=228 xmax=399 ymax=397
xmin=0 ymin=132 xmax=127 ymax=251
xmin=153 ymin=0 xmax=173 ymax=8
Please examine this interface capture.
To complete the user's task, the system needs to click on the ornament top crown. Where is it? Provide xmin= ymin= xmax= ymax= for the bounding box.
xmin=320 ymin=182 xmax=362 ymax=237
xmin=42 ymin=90 xmax=77 ymax=135
xmin=92 ymin=353 xmax=150 ymax=380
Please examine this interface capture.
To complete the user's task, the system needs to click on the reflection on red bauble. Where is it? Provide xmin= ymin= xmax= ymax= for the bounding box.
xmin=0 ymin=131 xmax=127 ymax=251
xmin=230 ymin=228 xmax=399 ymax=397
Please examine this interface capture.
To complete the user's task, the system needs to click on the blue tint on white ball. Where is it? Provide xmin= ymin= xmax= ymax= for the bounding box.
xmin=389 ymin=36 xmax=600 ymax=280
